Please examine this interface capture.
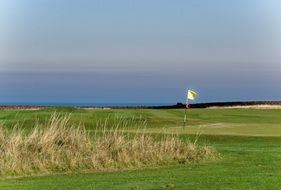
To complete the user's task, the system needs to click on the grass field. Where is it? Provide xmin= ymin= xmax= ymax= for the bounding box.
xmin=0 ymin=108 xmax=281 ymax=189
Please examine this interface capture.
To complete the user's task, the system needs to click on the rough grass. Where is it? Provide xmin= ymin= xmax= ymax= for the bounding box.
xmin=0 ymin=114 xmax=218 ymax=177
xmin=208 ymin=105 xmax=281 ymax=109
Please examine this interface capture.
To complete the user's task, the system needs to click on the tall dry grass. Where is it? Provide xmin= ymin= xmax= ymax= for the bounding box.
xmin=0 ymin=114 xmax=218 ymax=176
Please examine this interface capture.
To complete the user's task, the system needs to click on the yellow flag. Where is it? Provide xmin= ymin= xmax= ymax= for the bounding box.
xmin=187 ymin=90 xmax=197 ymax=100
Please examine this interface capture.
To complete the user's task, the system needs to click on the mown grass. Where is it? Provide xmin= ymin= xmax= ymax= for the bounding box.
xmin=0 ymin=108 xmax=281 ymax=189
xmin=1 ymin=108 xmax=281 ymax=135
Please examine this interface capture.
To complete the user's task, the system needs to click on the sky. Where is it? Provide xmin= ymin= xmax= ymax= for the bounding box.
xmin=0 ymin=0 xmax=281 ymax=104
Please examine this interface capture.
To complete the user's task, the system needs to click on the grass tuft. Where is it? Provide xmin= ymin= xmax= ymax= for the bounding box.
xmin=0 ymin=114 xmax=218 ymax=176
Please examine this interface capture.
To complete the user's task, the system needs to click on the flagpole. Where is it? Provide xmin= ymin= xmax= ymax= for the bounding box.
xmin=183 ymin=89 xmax=196 ymax=128
xmin=183 ymin=95 xmax=188 ymax=127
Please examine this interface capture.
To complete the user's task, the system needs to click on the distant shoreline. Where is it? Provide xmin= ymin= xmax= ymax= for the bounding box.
xmin=1 ymin=101 xmax=281 ymax=110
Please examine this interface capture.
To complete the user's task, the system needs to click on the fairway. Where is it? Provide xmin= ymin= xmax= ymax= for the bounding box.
xmin=0 ymin=108 xmax=281 ymax=189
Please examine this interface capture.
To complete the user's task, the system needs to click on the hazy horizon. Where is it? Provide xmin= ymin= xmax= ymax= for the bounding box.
xmin=1 ymin=0 xmax=281 ymax=103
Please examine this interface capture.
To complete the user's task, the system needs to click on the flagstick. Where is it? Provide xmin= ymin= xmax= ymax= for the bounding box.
xmin=183 ymin=97 xmax=188 ymax=127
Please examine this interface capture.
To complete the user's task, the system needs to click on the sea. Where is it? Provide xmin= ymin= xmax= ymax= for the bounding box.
xmin=0 ymin=102 xmax=175 ymax=107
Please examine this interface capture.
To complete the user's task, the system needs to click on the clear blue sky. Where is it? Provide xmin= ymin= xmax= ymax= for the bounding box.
xmin=0 ymin=0 xmax=281 ymax=103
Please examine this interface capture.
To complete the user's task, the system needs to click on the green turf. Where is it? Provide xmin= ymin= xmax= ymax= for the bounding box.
xmin=0 ymin=108 xmax=281 ymax=189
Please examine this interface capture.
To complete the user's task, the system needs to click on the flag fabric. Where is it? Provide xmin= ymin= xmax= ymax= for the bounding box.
xmin=187 ymin=90 xmax=197 ymax=100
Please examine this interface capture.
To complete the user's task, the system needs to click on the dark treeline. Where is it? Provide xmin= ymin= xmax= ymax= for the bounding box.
xmin=152 ymin=101 xmax=281 ymax=109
